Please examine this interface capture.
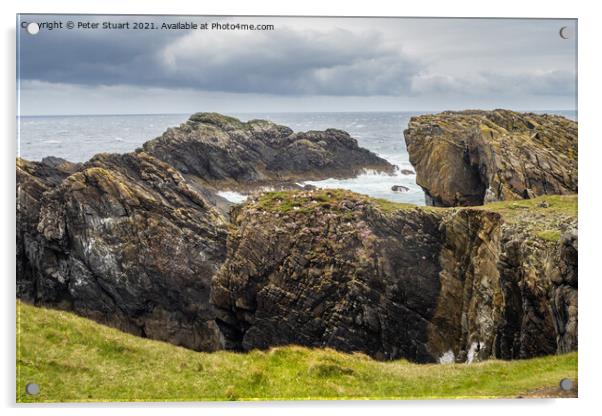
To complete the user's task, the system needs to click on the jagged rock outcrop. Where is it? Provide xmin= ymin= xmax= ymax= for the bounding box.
xmin=212 ymin=190 xmax=577 ymax=363
xmin=549 ymin=228 xmax=578 ymax=353
xmin=17 ymin=157 xmax=82 ymax=298
xmin=143 ymin=112 xmax=394 ymax=189
xmin=16 ymin=113 xmax=399 ymax=351
xmin=404 ymin=110 xmax=577 ymax=207
xmin=17 ymin=112 xmax=577 ymax=364
xmin=17 ymin=152 xmax=228 ymax=351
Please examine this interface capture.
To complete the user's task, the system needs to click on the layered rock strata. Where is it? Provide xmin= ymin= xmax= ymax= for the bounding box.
xmin=404 ymin=110 xmax=577 ymax=206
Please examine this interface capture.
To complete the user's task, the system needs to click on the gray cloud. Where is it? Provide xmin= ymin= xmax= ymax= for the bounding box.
xmin=17 ymin=15 xmax=577 ymax=113
xmin=20 ymin=20 xmax=422 ymax=95
xmin=155 ymin=28 xmax=422 ymax=95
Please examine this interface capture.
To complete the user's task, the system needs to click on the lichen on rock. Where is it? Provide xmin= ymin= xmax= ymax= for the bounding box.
xmin=16 ymin=111 xmax=578 ymax=365
xmin=18 ymin=152 xmax=228 ymax=351
xmin=212 ymin=190 xmax=578 ymax=363
xmin=143 ymin=112 xmax=395 ymax=190
xmin=404 ymin=109 xmax=577 ymax=207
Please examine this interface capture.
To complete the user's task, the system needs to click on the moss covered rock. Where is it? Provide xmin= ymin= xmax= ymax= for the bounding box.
xmin=17 ymin=152 xmax=228 ymax=351
xmin=143 ymin=112 xmax=394 ymax=190
xmin=212 ymin=190 xmax=577 ymax=363
xmin=404 ymin=110 xmax=577 ymax=206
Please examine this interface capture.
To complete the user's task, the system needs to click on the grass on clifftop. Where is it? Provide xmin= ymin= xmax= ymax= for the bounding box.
xmin=17 ymin=301 xmax=577 ymax=402
xmin=256 ymin=190 xmax=576 ymax=217
xmin=255 ymin=189 xmax=427 ymax=214
xmin=480 ymin=194 xmax=577 ymax=218
xmin=254 ymin=191 xmax=576 ymax=244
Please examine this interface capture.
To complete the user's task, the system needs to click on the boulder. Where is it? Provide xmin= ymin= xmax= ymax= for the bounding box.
xmin=403 ymin=110 xmax=577 ymax=207
xmin=391 ymin=185 xmax=410 ymax=192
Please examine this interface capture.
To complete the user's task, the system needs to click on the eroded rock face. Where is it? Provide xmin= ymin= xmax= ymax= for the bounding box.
xmin=17 ymin=112 xmax=577 ymax=363
xmin=212 ymin=190 xmax=444 ymax=361
xmin=212 ymin=190 xmax=578 ymax=362
xmin=143 ymin=112 xmax=395 ymax=189
xmin=18 ymin=152 xmax=228 ymax=351
xmin=17 ymin=113 xmax=399 ymax=352
xmin=550 ymin=229 xmax=578 ymax=354
xmin=430 ymin=205 xmax=578 ymax=362
xmin=17 ymin=157 xmax=82 ymax=299
xmin=404 ymin=110 xmax=577 ymax=207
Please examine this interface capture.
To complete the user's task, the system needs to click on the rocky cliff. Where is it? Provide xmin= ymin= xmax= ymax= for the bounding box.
xmin=212 ymin=190 xmax=577 ymax=363
xmin=404 ymin=110 xmax=577 ymax=206
xmin=16 ymin=113 xmax=394 ymax=351
xmin=17 ymin=111 xmax=577 ymax=364
xmin=143 ymin=112 xmax=394 ymax=190
xmin=17 ymin=152 xmax=228 ymax=351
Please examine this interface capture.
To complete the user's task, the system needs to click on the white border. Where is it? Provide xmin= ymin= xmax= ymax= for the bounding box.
xmin=2 ymin=1 xmax=600 ymax=415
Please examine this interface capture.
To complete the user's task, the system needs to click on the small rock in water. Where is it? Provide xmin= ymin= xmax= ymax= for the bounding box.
xmin=391 ymin=185 xmax=410 ymax=193
xmin=400 ymin=169 xmax=415 ymax=175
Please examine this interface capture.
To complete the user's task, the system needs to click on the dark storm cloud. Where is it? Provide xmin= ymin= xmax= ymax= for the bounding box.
xmin=19 ymin=19 xmax=421 ymax=95
xmin=17 ymin=15 xmax=577 ymax=113
xmin=19 ymin=17 xmax=182 ymax=87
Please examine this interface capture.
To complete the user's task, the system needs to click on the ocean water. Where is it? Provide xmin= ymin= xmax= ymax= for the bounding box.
xmin=17 ymin=111 xmax=576 ymax=205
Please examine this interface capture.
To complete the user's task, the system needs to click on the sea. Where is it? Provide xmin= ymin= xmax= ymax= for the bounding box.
xmin=17 ymin=111 xmax=577 ymax=206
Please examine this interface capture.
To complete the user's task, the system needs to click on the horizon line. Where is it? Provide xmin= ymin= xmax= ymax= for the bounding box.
xmin=18 ymin=109 xmax=578 ymax=118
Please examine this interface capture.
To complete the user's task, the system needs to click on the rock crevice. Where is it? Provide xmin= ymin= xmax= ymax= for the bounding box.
xmin=211 ymin=190 xmax=578 ymax=363
xmin=404 ymin=110 xmax=577 ymax=207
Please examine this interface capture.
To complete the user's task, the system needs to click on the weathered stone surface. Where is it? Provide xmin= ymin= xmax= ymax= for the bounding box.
xmin=549 ymin=228 xmax=578 ymax=354
xmin=17 ymin=113 xmax=397 ymax=352
xmin=212 ymin=190 xmax=578 ymax=362
xmin=16 ymin=112 xmax=577 ymax=364
xmin=17 ymin=157 xmax=81 ymax=298
xmin=17 ymin=152 xmax=228 ymax=351
xmin=430 ymin=200 xmax=578 ymax=362
xmin=404 ymin=110 xmax=577 ymax=207
xmin=143 ymin=112 xmax=394 ymax=189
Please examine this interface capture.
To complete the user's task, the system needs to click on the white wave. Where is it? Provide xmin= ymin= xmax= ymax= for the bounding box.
xmin=217 ymin=191 xmax=248 ymax=204
xmin=303 ymin=171 xmax=425 ymax=205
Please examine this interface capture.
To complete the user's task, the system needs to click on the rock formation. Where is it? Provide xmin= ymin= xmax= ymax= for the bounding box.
xmin=16 ymin=113 xmax=394 ymax=352
xmin=17 ymin=111 xmax=578 ymax=364
xmin=144 ymin=112 xmax=394 ymax=190
xmin=17 ymin=152 xmax=228 ymax=351
xmin=391 ymin=185 xmax=410 ymax=192
xmin=404 ymin=110 xmax=577 ymax=207
xmin=212 ymin=190 xmax=577 ymax=363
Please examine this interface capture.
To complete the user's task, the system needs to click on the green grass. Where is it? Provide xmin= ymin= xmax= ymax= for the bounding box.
xmin=17 ymin=301 xmax=577 ymax=402
xmin=536 ymin=229 xmax=563 ymax=242
xmin=256 ymin=189 xmax=367 ymax=215
xmin=480 ymin=194 xmax=577 ymax=219
xmin=255 ymin=189 xmax=430 ymax=215
xmin=256 ymin=190 xmax=576 ymax=220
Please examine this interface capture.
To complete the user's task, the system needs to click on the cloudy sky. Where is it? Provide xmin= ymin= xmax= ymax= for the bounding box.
xmin=17 ymin=15 xmax=577 ymax=115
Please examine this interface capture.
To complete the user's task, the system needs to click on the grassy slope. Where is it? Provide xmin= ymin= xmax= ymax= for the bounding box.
xmin=17 ymin=302 xmax=577 ymax=402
